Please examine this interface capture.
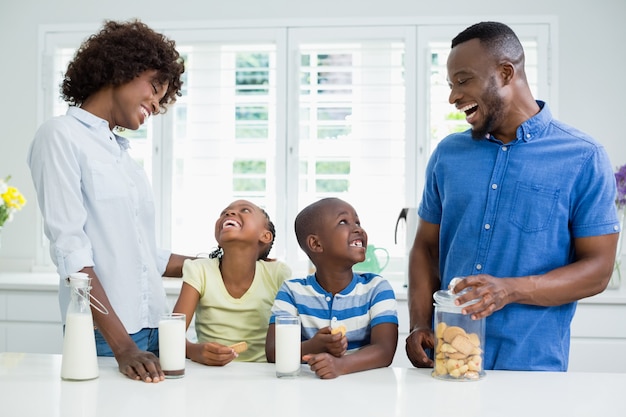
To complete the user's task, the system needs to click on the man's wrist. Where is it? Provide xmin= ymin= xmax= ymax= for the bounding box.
xmin=409 ymin=326 xmax=431 ymax=335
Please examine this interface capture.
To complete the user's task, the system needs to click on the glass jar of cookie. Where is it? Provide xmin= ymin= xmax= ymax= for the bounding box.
xmin=432 ymin=277 xmax=486 ymax=381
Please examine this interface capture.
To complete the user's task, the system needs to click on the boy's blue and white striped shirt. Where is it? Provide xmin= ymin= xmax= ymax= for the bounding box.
xmin=269 ymin=272 xmax=398 ymax=351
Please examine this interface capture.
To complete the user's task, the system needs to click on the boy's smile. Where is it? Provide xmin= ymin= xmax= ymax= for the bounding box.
xmin=349 ymin=239 xmax=364 ymax=247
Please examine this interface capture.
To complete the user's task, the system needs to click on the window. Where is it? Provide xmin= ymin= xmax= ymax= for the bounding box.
xmin=285 ymin=27 xmax=414 ymax=276
xmin=165 ymin=40 xmax=280 ymax=253
xmin=39 ymin=20 xmax=554 ymax=285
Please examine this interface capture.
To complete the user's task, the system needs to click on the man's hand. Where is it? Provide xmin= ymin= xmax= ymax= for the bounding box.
xmin=405 ymin=327 xmax=434 ymax=368
xmin=452 ymin=274 xmax=512 ymax=320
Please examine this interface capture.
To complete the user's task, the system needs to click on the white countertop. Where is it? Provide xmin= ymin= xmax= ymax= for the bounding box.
xmin=0 ymin=352 xmax=623 ymax=417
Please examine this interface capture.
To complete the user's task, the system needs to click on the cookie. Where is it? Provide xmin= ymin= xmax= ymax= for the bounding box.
xmin=435 ymin=321 xmax=447 ymax=339
xmin=331 ymin=325 xmax=347 ymax=337
xmin=442 ymin=326 xmax=466 ymax=343
xmin=467 ymin=355 xmax=482 ymax=372
xmin=229 ymin=341 xmax=248 ymax=354
xmin=468 ymin=332 xmax=481 ymax=347
xmin=450 ymin=334 xmax=475 ymax=356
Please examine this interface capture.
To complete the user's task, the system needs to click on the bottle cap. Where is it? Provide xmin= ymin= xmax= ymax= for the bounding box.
xmin=66 ymin=272 xmax=91 ymax=288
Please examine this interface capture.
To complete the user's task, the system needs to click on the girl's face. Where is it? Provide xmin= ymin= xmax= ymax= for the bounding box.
xmin=214 ymin=200 xmax=271 ymax=248
xmin=315 ymin=199 xmax=367 ymax=266
xmin=110 ymin=70 xmax=168 ymax=130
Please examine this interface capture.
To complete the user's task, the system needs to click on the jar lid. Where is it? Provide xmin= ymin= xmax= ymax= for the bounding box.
xmin=433 ymin=277 xmax=479 ymax=308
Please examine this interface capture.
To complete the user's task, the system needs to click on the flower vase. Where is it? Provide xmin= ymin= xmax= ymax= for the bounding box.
xmin=608 ymin=207 xmax=625 ymax=289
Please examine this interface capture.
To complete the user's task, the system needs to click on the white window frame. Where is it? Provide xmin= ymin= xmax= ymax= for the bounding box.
xmin=284 ymin=25 xmax=417 ymax=274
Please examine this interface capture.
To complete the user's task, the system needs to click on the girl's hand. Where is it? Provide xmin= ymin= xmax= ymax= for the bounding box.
xmin=187 ymin=341 xmax=238 ymax=366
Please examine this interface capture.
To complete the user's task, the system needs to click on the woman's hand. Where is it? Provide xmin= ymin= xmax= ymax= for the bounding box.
xmin=116 ymin=348 xmax=165 ymax=383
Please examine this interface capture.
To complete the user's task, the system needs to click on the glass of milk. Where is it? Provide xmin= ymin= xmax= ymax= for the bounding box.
xmin=275 ymin=315 xmax=301 ymax=378
xmin=158 ymin=313 xmax=186 ymax=378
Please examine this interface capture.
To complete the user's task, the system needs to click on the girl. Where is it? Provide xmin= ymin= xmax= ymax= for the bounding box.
xmin=173 ymin=200 xmax=291 ymax=365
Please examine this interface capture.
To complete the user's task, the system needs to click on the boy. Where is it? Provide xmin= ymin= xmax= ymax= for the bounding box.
xmin=265 ymin=197 xmax=398 ymax=378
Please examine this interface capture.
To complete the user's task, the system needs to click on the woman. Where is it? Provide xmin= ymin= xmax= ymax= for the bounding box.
xmin=28 ymin=19 xmax=192 ymax=383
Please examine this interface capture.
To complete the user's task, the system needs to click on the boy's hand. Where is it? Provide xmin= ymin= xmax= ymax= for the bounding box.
xmin=330 ymin=325 xmax=347 ymax=337
xmin=310 ymin=327 xmax=347 ymax=357
xmin=187 ymin=341 xmax=238 ymax=366
xmin=302 ymin=353 xmax=343 ymax=379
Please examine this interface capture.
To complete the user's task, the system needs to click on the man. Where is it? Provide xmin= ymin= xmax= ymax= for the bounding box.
xmin=405 ymin=21 xmax=620 ymax=371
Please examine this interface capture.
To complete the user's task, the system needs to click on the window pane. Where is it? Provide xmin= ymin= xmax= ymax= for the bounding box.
xmin=296 ymin=40 xmax=407 ymax=281
xmin=170 ymin=43 xmax=277 ymax=255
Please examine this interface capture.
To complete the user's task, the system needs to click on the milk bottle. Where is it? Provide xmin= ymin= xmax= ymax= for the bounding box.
xmin=61 ymin=273 xmax=100 ymax=381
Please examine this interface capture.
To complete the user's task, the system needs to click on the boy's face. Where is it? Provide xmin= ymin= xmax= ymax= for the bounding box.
xmin=314 ymin=200 xmax=367 ymax=266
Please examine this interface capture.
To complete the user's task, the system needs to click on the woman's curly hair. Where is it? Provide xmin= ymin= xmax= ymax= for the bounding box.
xmin=61 ymin=19 xmax=184 ymax=112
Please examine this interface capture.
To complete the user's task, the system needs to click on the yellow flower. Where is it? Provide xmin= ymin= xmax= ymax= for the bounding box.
xmin=2 ymin=186 xmax=26 ymax=210
xmin=0 ymin=175 xmax=27 ymax=228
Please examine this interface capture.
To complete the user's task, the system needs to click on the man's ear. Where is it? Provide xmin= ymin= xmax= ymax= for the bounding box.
xmin=307 ymin=234 xmax=323 ymax=253
xmin=499 ymin=61 xmax=515 ymax=85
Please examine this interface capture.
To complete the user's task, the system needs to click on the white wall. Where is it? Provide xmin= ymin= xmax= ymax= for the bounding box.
xmin=1 ymin=0 xmax=625 ymax=270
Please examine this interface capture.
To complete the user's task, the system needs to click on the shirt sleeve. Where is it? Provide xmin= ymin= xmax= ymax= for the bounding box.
xmin=270 ymin=261 xmax=292 ymax=291
xmin=571 ymin=144 xmax=621 ymax=238
xmin=27 ymin=119 xmax=94 ymax=278
xmin=369 ymin=278 xmax=399 ymax=327
xmin=269 ymin=281 xmax=299 ymax=324
xmin=418 ymin=144 xmax=443 ymax=225
xmin=182 ymin=258 xmax=208 ymax=297
xmin=156 ymin=248 xmax=172 ymax=276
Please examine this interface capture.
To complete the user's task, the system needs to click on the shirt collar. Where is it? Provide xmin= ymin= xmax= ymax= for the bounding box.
xmin=516 ymin=100 xmax=552 ymax=143
xmin=67 ymin=106 xmax=130 ymax=150
xmin=67 ymin=106 xmax=109 ymax=130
